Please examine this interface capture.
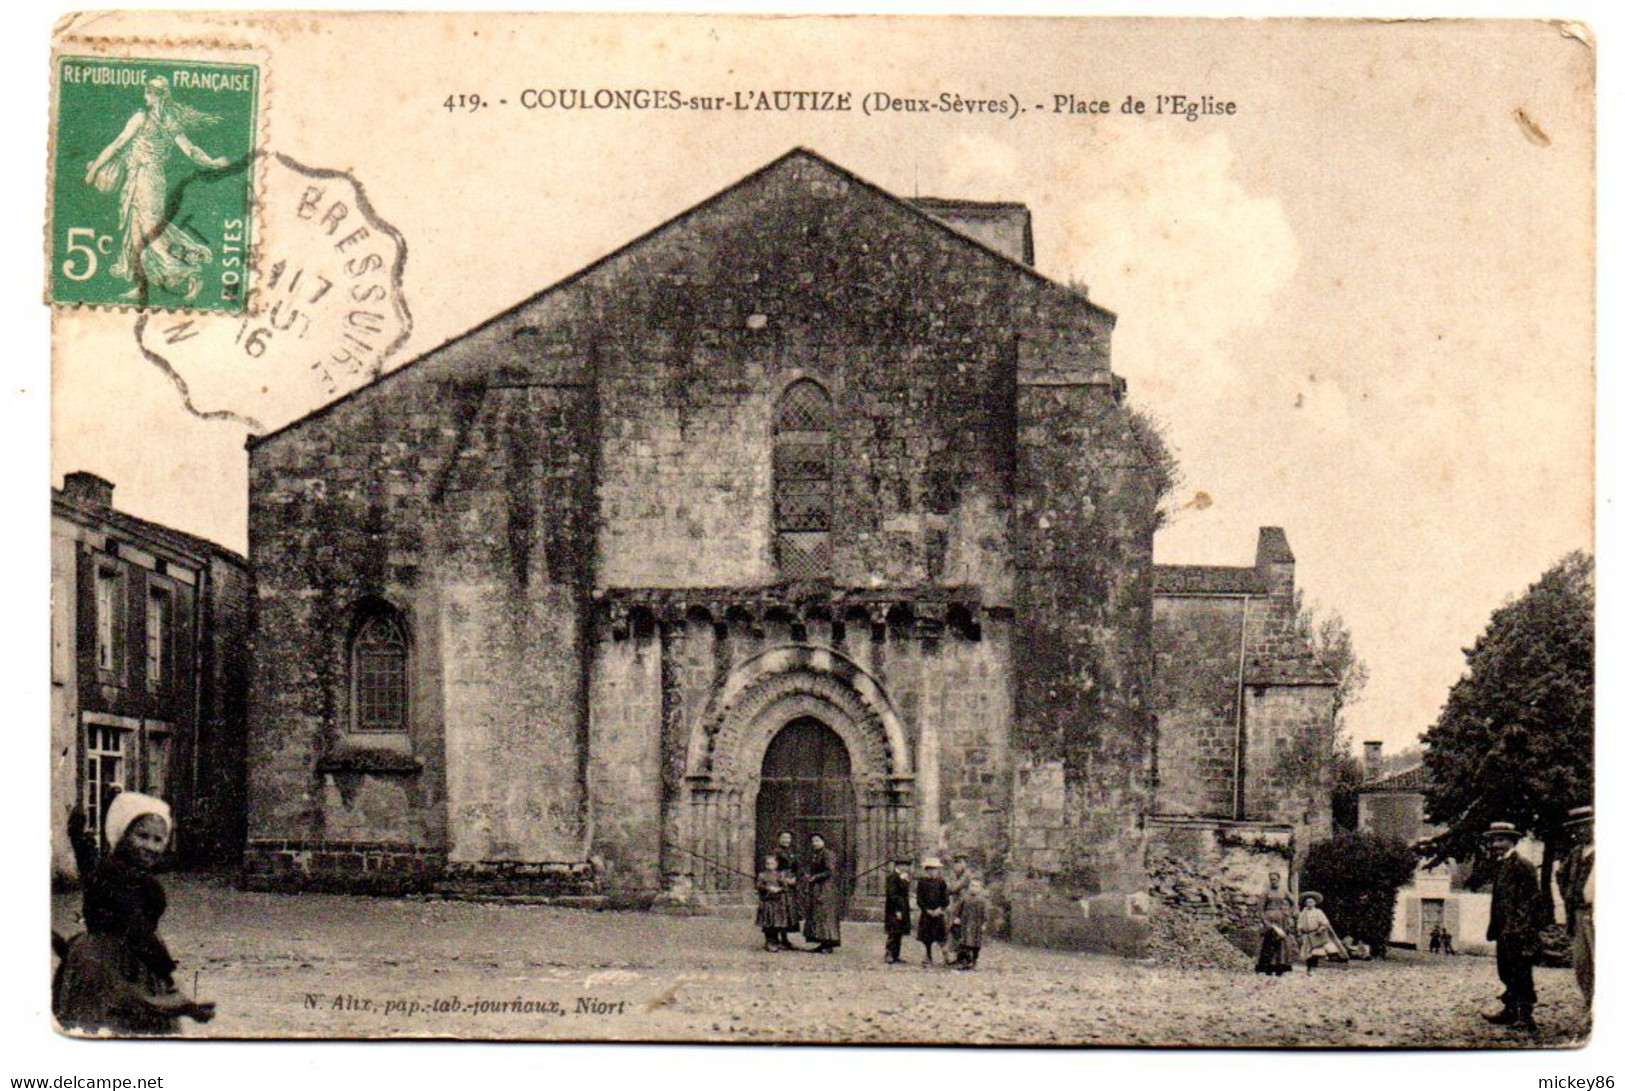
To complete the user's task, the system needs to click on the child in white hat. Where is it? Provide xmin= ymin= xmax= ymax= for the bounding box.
xmin=53 ymin=792 xmax=215 ymax=1034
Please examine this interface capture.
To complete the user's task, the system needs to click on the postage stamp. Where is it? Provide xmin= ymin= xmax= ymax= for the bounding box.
xmin=50 ymin=55 xmax=259 ymax=312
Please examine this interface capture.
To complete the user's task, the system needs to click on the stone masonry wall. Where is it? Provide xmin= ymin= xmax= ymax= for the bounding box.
xmin=1009 ymin=374 xmax=1159 ymax=951
xmin=247 ymin=336 xmax=595 ymax=882
xmin=248 ymin=150 xmax=1156 ymax=925
xmin=1148 ymin=529 xmax=1336 ymax=849
xmin=1243 ymin=684 xmax=1336 ymax=848
xmin=1151 ymin=595 xmax=1245 ymax=817
xmin=586 ymin=602 xmax=1012 ymax=901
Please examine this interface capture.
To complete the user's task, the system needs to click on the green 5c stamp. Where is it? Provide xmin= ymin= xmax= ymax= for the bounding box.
xmin=51 ymin=56 xmax=258 ymax=312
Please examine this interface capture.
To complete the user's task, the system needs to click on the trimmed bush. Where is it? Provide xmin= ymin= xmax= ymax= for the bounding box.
xmin=1300 ymin=831 xmax=1417 ymax=957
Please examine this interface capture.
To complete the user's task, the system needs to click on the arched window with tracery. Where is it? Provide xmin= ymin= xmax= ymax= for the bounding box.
xmin=351 ymin=608 xmax=409 ymax=733
xmin=773 ymin=380 xmax=833 ymax=580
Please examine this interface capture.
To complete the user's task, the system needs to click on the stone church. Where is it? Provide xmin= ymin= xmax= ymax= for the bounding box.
xmin=244 ymin=148 xmax=1336 ymax=950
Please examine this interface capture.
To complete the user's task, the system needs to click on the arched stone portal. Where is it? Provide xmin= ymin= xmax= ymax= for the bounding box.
xmin=756 ymin=718 xmax=857 ymax=904
xmin=679 ymin=646 xmax=914 ymax=904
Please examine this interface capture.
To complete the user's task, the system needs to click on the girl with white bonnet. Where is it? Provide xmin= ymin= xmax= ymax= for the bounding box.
xmin=53 ymin=791 xmax=215 ymax=1034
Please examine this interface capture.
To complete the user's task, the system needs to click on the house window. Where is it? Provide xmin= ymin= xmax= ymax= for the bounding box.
xmin=143 ymin=728 xmax=171 ymax=800
xmin=83 ymin=722 xmax=128 ymax=845
xmin=146 ymin=587 xmax=170 ymax=687
xmin=94 ymin=567 xmax=122 ymax=674
xmin=773 ymin=379 xmax=833 ymax=580
xmin=352 ymin=611 xmax=409 ymax=733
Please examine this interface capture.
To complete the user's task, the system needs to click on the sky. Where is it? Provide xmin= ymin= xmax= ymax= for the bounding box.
xmin=48 ymin=15 xmax=1595 ymax=754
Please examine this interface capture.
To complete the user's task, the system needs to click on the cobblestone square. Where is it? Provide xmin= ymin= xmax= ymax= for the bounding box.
xmin=51 ymin=878 xmax=1589 ymax=1047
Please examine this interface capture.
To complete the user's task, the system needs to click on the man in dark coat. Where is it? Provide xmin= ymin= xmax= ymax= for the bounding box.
xmin=883 ymin=858 xmax=912 ymax=964
xmin=1558 ymin=806 xmax=1594 ymax=1008
xmin=1483 ymin=822 xmax=1548 ymax=1028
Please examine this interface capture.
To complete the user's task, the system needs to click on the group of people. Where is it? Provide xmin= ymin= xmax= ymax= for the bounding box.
xmin=884 ymin=854 xmax=989 ymax=969
xmin=1483 ymin=806 xmax=1594 ymax=1031
xmin=1255 ymin=872 xmax=1350 ymax=976
xmin=51 ymin=792 xmax=215 ymax=1035
xmin=1249 ymin=805 xmax=1594 ymax=1034
xmin=1427 ymin=924 xmax=1458 ymax=954
xmin=754 ymin=831 xmax=845 ymax=953
xmin=755 ymin=842 xmax=991 ymax=969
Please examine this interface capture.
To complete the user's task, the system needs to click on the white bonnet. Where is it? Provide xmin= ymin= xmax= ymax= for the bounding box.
xmin=104 ymin=791 xmax=173 ymax=850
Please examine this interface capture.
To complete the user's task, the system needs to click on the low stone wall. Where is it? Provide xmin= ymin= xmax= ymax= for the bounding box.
xmin=242 ymin=839 xmax=447 ymax=895
xmin=1006 ymin=884 xmax=1152 ymax=956
xmin=1144 ymin=815 xmax=1296 ymax=951
xmin=242 ymin=840 xmax=605 ymax=899
xmin=436 ymin=859 xmax=600 ymax=899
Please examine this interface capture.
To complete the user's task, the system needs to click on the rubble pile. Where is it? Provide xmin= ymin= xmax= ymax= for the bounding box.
xmin=1143 ymin=905 xmax=1253 ymax=971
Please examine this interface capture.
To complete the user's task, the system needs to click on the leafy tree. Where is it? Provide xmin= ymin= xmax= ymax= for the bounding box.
xmin=1294 ymin=591 xmax=1370 ymax=725
xmin=1293 ymin=595 xmax=1371 ymax=831
xmin=1421 ymin=552 xmax=1594 ymax=901
xmin=1125 ymin=406 xmax=1183 ymax=531
xmin=1300 ymin=830 xmax=1418 ymax=956
xmin=1328 ymin=736 xmax=1366 ymax=832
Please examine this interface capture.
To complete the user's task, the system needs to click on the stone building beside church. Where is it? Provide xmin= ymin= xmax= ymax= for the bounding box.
xmin=243 ymin=148 xmax=1336 ymax=950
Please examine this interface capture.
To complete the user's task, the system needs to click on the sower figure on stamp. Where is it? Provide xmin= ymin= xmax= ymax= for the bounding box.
xmin=1558 ymin=806 xmax=1594 ymax=1009
xmin=83 ymin=77 xmax=230 ymax=301
xmin=802 ymin=833 xmax=842 ymax=953
xmin=1482 ymin=821 xmax=1548 ymax=1028
xmin=883 ymin=858 xmax=912 ymax=964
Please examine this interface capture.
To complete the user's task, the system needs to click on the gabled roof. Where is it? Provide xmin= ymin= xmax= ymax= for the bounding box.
xmin=250 ymin=146 xmax=1113 ymax=450
xmin=53 ymin=489 xmax=246 ymax=569
xmin=1363 ymin=763 xmax=1430 ymax=793
xmin=1153 ymin=564 xmax=1269 ymax=596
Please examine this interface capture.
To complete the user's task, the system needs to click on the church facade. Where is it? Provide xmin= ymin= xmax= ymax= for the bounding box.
xmin=243 ymin=149 xmax=1335 ymax=950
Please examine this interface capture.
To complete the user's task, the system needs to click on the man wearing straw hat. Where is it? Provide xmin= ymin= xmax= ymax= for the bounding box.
xmin=1482 ymin=821 xmax=1546 ymax=1028
xmin=1558 ymin=805 xmax=1595 ymax=1008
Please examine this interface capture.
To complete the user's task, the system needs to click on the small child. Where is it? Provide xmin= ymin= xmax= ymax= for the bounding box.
xmin=945 ymin=853 xmax=972 ymax=963
xmin=883 ymin=858 xmax=912 ymax=964
xmin=756 ymin=853 xmax=796 ymax=952
xmin=953 ymin=877 xmax=989 ymax=971
xmin=53 ymin=793 xmax=215 ymax=1035
xmin=915 ymin=857 xmax=949 ymax=965
xmin=1296 ymin=892 xmax=1349 ymax=973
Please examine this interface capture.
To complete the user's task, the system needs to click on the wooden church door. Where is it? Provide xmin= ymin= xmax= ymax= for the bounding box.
xmin=755 ymin=718 xmax=858 ymax=911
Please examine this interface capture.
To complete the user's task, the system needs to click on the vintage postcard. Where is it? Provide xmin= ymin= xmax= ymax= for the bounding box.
xmin=41 ymin=12 xmax=1594 ymax=1049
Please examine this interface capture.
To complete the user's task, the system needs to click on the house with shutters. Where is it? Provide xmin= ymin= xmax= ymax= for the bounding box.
xmin=1357 ymin=742 xmax=1495 ymax=953
xmin=51 ymin=471 xmax=250 ymax=880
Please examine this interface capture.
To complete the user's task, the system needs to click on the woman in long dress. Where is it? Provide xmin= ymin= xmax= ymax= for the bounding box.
xmin=1254 ymin=871 xmax=1295 ymax=976
xmin=83 ymin=77 xmax=230 ymax=300
xmin=801 ymin=833 xmax=842 ymax=953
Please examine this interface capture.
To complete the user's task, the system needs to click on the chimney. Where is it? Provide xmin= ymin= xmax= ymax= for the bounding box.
xmin=61 ymin=471 xmax=114 ymax=510
xmin=1255 ymin=526 xmax=1296 ymax=598
xmin=1363 ymin=741 xmax=1383 ymax=781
